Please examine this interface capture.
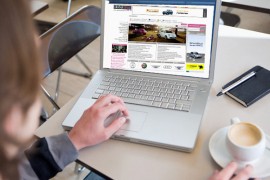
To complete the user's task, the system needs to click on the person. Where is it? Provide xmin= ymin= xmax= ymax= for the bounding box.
xmin=0 ymin=0 xmax=254 ymax=179
xmin=0 ymin=1 xmax=128 ymax=179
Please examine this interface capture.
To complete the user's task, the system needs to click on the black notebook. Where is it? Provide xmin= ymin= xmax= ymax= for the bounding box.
xmin=224 ymin=66 xmax=270 ymax=107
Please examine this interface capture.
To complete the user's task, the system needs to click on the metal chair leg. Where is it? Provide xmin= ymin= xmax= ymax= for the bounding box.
xmin=61 ymin=54 xmax=93 ymax=78
xmin=54 ymin=67 xmax=62 ymax=102
xmin=40 ymin=85 xmax=60 ymax=121
xmin=74 ymin=163 xmax=86 ymax=174
xmin=40 ymin=107 xmax=49 ymax=122
xmin=76 ymin=54 xmax=93 ymax=76
xmin=61 ymin=68 xmax=92 ymax=78
xmin=67 ymin=0 xmax=72 ymax=17
xmin=41 ymin=85 xmax=60 ymax=110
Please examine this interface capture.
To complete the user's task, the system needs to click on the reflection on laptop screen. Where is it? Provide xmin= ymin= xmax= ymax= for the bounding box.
xmin=103 ymin=0 xmax=216 ymax=78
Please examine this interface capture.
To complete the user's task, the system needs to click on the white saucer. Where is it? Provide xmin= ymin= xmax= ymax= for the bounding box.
xmin=209 ymin=127 xmax=270 ymax=178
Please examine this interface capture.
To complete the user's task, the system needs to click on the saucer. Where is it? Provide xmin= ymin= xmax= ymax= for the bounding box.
xmin=209 ymin=127 xmax=270 ymax=178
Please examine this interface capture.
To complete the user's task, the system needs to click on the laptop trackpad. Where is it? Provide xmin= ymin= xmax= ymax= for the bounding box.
xmin=105 ymin=110 xmax=147 ymax=132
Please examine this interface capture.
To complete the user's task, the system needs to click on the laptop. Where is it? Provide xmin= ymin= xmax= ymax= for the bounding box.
xmin=62 ymin=0 xmax=221 ymax=152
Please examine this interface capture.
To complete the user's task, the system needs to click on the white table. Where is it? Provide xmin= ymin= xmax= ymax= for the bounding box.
xmin=31 ymin=0 xmax=49 ymax=16
xmin=222 ymin=0 xmax=270 ymax=14
xmin=36 ymin=25 xmax=270 ymax=180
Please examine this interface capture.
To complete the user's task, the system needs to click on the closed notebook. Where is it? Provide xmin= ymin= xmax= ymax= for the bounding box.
xmin=224 ymin=66 xmax=270 ymax=107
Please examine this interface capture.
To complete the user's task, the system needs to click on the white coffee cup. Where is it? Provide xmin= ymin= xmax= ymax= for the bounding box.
xmin=226 ymin=119 xmax=266 ymax=163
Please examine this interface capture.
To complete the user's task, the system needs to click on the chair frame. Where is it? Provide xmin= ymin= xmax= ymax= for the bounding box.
xmin=40 ymin=5 xmax=101 ymax=117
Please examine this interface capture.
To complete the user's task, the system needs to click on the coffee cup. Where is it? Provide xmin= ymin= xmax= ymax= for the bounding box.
xmin=226 ymin=119 xmax=266 ymax=164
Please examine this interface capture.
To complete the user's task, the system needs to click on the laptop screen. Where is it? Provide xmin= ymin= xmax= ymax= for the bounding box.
xmin=102 ymin=0 xmax=217 ymax=78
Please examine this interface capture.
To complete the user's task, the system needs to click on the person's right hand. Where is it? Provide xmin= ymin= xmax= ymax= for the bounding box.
xmin=68 ymin=94 xmax=129 ymax=150
xmin=209 ymin=162 xmax=254 ymax=180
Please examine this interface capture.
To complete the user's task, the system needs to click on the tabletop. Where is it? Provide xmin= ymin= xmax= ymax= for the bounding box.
xmin=31 ymin=0 xmax=49 ymax=16
xmin=222 ymin=0 xmax=270 ymax=14
xmin=35 ymin=25 xmax=270 ymax=180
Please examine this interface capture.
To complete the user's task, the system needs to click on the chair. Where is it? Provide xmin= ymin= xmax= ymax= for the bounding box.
xmin=40 ymin=5 xmax=101 ymax=116
xmin=220 ymin=11 xmax=241 ymax=27
xmin=60 ymin=0 xmax=94 ymax=79
xmin=220 ymin=7 xmax=241 ymax=27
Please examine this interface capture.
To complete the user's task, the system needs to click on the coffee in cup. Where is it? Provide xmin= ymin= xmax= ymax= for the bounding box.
xmin=226 ymin=122 xmax=266 ymax=163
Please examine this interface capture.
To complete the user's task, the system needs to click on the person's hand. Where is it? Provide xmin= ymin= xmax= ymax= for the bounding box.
xmin=68 ymin=94 xmax=129 ymax=150
xmin=209 ymin=162 xmax=254 ymax=180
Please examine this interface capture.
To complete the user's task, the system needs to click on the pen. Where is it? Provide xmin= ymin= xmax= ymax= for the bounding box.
xmin=216 ymin=71 xmax=256 ymax=96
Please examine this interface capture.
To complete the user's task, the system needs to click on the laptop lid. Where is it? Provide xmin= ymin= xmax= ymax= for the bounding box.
xmin=100 ymin=0 xmax=221 ymax=82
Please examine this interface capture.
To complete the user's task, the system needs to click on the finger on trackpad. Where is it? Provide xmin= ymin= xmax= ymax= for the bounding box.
xmin=104 ymin=110 xmax=147 ymax=132
xmin=120 ymin=110 xmax=147 ymax=132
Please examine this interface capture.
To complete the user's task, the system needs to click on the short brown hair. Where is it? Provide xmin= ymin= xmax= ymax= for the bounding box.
xmin=0 ymin=0 xmax=42 ymax=179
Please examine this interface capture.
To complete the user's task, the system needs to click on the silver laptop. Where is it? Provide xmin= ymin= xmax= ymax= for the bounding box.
xmin=62 ymin=0 xmax=221 ymax=152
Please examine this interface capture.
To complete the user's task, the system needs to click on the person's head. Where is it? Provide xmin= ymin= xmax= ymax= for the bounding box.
xmin=0 ymin=0 xmax=43 ymax=179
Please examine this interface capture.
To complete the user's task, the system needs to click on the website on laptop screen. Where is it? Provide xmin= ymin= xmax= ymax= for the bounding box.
xmin=103 ymin=0 xmax=216 ymax=78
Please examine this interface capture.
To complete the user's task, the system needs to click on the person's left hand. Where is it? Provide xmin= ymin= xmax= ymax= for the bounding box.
xmin=68 ymin=94 xmax=129 ymax=150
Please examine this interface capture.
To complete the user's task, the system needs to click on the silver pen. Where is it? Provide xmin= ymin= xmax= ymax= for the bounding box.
xmin=217 ymin=71 xmax=256 ymax=96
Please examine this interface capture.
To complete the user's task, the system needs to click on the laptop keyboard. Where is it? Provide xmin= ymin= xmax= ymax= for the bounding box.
xmin=92 ymin=74 xmax=197 ymax=112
